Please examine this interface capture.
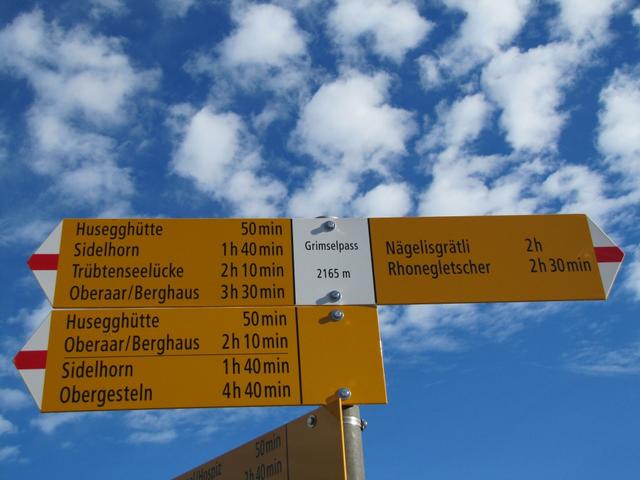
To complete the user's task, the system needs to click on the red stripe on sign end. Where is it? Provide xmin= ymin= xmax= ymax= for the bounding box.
xmin=14 ymin=350 xmax=47 ymax=370
xmin=595 ymin=246 xmax=624 ymax=263
xmin=27 ymin=254 xmax=59 ymax=271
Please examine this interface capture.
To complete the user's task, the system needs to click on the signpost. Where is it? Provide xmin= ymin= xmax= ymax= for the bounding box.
xmin=174 ymin=398 xmax=347 ymax=480
xmin=28 ymin=215 xmax=623 ymax=308
xmin=17 ymin=213 xmax=625 ymax=479
xmin=14 ymin=306 xmax=386 ymax=412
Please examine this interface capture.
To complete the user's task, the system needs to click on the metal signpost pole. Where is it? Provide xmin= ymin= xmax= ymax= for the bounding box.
xmin=338 ymin=389 xmax=366 ymax=479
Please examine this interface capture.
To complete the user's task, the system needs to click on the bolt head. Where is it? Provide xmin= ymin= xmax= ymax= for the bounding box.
xmin=329 ymin=290 xmax=341 ymax=301
xmin=306 ymin=414 xmax=318 ymax=428
xmin=330 ymin=310 xmax=344 ymax=321
xmin=337 ymin=387 xmax=351 ymax=400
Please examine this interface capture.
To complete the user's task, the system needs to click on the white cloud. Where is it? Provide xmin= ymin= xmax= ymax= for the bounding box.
xmin=329 ymin=0 xmax=432 ymax=62
xmin=55 ymin=161 xmax=134 ymax=206
xmin=0 ymin=126 xmax=7 ymax=170
xmin=89 ymin=0 xmax=127 ymax=19
xmin=159 ymin=0 xmax=199 ymax=18
xmin=0 ymin=415 xmax=17 ymax=435
xmin=633 ymin=8 xmax=640 ymax=30
xmin=170 ymin=106 xmax=286 ymax=216
xmin=172 ymin=108 xmax=241 ymax=186
xmin=128 ymin=430 xmax=177 ymax=444
xmin=482 ymin=42 xmax=582 ymax=152
xmin=625 ymin=247 xmax=640 ymax=301
xmin=567 ymin=342 xmax=640 ymax=375
xmin=552 ymin=0 xmax=623 ymax=43
xmin=0 ymin=12 xmax=153 ymax=126
xmin=222 ymin=4 xmax=306 ymax=67
xmin=540 ymin=165 xmax=630 ymax=225
xmin=0 ymin=10 xmax=157 ymax=212
xmin=7 ymin=300 xmax=51 ymax=335
xmin=419 ymin=151 xmax=540 ymax=216
xmin=187 ymin=3 xmax=310 ymax=99
xmin=352 ymin=183 xmax=413 ymax=217
xmin=417 ymin=55 xmax=443 ymax=90
xmin=0 ymin=219 xmax=56 ymax=247
xmin=124 ymin=408 xmax=269 ymax=444
xmin=0 ymin=445 xmax=20 ymax=462
xmin=422 ymin=93 xmax=493 ymax=151
xmin=293 ymin=71 xmax=416 ymax=172
xmin=287 ymin=170 xmax=357 ymax=218
xmin=381 ymin=302 xmax=559 ymax=354
xmin=289 ymin=71 xmax=416 ymax=216
xmin=30 ymin=412 xmax=91 ymax=434
xmin=0 ymin=389 xmax=30 ymax=411
xmin=598 ymin=66 xmax=640 ymax=184
xmin=438 ymin=0 xmax=533 ymax=74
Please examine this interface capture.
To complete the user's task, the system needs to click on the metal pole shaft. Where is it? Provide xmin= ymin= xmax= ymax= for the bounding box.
xmin=342 ymin=405 xmax=365 ymax=479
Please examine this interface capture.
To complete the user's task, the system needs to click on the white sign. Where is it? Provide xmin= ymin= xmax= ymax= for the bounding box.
xmin=292 ymin=218 xmax=376 ymax=305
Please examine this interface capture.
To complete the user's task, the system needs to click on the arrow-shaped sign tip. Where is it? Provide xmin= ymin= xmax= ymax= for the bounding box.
xmin=588 ymin=218 xmax=624 ymax=299
xmin=28 ymin=222 xmax=63 ymax=304
xmin=14 ymin=314 xmax=51 ymax=410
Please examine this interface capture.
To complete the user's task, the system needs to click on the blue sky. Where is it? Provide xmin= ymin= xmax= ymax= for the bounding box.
xmin=1 ymin=0 xmax=639 ymax=478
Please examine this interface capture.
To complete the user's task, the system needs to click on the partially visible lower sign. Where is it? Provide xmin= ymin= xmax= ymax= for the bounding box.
xmin=14 ymin=306 xmax=386 ymax=412
xmin=174 ymin=398 xmax=346 ymax=480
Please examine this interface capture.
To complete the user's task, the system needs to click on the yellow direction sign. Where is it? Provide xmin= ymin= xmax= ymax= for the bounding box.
xmin=174 ymin=398 xmax=346 ymax=480
xmin=28 ymin=219 xmax=295 ymax=308
xmin=28 ymin=215 xmax=623 ymax=308
xmin=14 ymin=306 xmax=386 ymax=412
xmin=368 ymin=214 xmax=624 ymax=304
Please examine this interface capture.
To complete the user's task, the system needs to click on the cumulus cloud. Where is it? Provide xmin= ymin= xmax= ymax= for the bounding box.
xmin=293 ymin=72 xmax=416 ymax=172
xmin=540 ymin=165 xmax=631 ymax=225
xmin=352 ymin=183 xmax=413 ymax=217
xmin=89 ymin=0 xmax=128 ymax=19
xmin=598 ymin=66 xmax=640 ymax=186
xmin=0 ymin=389 xmax=31 ymax=411
xmin=187 ymin=3 xmax=310 ymax=99
xmin=128 ymin=430 xmax=177 ymax=444
xmin=416 ymin=93 xmax=540 ymax=217
xmin=633 ymin=8 xmax=640 ymax=30
xmin=435 ymin=0 xmax=533 ymax=75
xmin=170 ymin=105 xmax=286 ymax=216
xmin=329 ymin=0 xmax=432 ymax=62
xmin=159 ymin=0 xmax=200 ymax=18
xmin=625 ymin=247 xmax=640 ymax=301
xmin=381 ymin=302 xmax=561 ymax=355
xmin=0 ymin=445 xmax=20 ymax=462
xmin=0 ymin=126 xmax=7 ymax=170
xmin=552 ymin=0 xmax=623 ymax=43
xmin=419 ymin=151 xmax=540 ymax=216
xmin=422 ymin=93 xmax=493 ymax=152
xmin=287 ymin=169 xmax=357 ymax=218
xmin=30 ymin=412 xmax=92 ymax=434
xmin=289 ymin=71 xmax=416 ymax=215
xmin=0 ymin=10 xmax=157 ymax=213
xmin=417 ymin=55 xmax=443 ymax=90
xmin=482 ymin=42 xmax=582 ymax=152
xmin=0 ymin=415 xmax=17 ymax=435
xmin=221 ymin=4 xmax=306 ymax=67
xmin=567 ymin=342 xmax=640 ymax=375
xmin=7 ymin=300 xmax=51 ymax=335
xmin=124 ymin=408 xmax=269 ymax=445
xmin=0 ymin=219 xmax=56 ymax=247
